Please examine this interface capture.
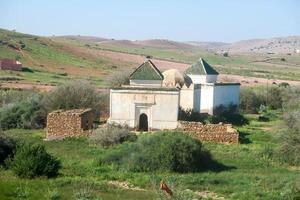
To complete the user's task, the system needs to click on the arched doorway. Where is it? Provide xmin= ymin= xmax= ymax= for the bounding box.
xmin=139 ymin=113 xmax=148 ymax=131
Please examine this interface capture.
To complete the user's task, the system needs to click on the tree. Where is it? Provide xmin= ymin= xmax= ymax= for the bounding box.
xmin=43 ymin=80 xmax=101 ymax=118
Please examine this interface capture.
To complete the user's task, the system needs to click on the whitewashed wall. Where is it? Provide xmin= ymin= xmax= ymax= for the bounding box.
xmin=199 ymin=84 xmax=214 ymax=114
xmin=213 ymin=84 xmax=240 ymax=108
xmin=187 ymin=74 xmax=218 ymax=84
xmin=130 ymin=80 xmax=162 ymax=87
xmin=109 ymin=89 xmax=179 ymax=130
xmin=179 ymin=87 xmax=194 ymax=110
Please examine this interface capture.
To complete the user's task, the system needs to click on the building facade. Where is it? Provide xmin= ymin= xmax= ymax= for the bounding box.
xmin=109 ymin=58 xmax=240 ymax=130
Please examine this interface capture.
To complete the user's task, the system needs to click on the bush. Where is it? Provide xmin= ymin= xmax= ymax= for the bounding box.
xmin=0 ymin=89 xmax=36 ymax=107
xmin=43 ymin=80 xmax=101 ymax=118
xmin=0 ymin=132 xmax=16 ymax=164
xmin=240 ymin=89 xmax=265 ymax=114
xmin=107 ymin=70 xmax=130 ymax=87
xmin=178 ymin=107 xmax=209 ymax=122
xmin=276 ymin=88 xmax=300 ymax=166
xmin=0 ymin=94 xmax=47 ymax=130
xmin=100 ymin=132 xmax=218 ymax=173
xmin=89 ymin=124 xmax=136 ymax=147
xmin=211 ymin=104 xmax=248 ymax=125
xmin=268 ymin=87 xmax=283 ymax=109
xmin=6 ymin=142 xmax=61 ymax=178
xmin=276 ymin=110 xmax=300 ymax=165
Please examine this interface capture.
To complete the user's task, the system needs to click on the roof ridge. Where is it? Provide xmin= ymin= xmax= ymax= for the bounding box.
xmin=199 ymin=58 xmax=207 ymax=74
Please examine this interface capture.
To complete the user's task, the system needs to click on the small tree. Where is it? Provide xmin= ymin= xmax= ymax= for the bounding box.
xmin=0 ymin=132 xmax=16 ymax=164
xmin=107 ymin=70 xmax=130 ymax=87
xmin=240 ymin=89 xmax=265 ymax=114
xmin=6 ymin=143 xmax=61 ymax=178
xmin=268 ymin=87 xmax=283 ymax=109
xmin=43 ymin=80 xmax=101 ymax=118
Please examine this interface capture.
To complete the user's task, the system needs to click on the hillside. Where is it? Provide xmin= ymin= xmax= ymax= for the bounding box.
xmin=1 ymin=29 xmax=300 ymax=90
xmin=0 ymin=28 xmax=135 ymax=87
xmin=194 ymin=36 xmax=300 ymax=54
xmin=57 ymin=34 xmax=300 ymax=82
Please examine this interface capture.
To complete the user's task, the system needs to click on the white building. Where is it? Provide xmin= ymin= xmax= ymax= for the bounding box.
xmin=108 ymin=58 xmax=240 ymax=131
xmin=109 ymin=60 xmax=180 ymax=131
xmin=181 ymin=58 xmax=240 ymax=114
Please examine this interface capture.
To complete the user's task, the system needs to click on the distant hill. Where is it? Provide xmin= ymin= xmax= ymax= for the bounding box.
xmin=58 ymin=34 xmax=300 ymax=54
xmin=53 ymin=35 xmax=109 ymax=43
xmin=190 ymin=36 xmax=300 ymax=54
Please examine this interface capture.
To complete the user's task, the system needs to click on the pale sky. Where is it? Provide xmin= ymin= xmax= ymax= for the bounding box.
xmin=0 ymin=0 xmax=299 ymax=42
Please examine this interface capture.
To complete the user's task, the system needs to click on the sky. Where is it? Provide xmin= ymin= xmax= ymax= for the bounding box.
xmin=0 ymin=0 xmax=299 ymax=42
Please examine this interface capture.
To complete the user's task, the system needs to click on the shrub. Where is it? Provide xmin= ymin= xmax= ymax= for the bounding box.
xmin=223 ymin=52 xmax=229 ymax=57
xmin=107 ymin=70 xmax=130 ymax=87
xmin=275 ymin=88 xmax=300 ymax=166
xmin=276 ymin=110 xmax=300 ymax=166
xmin=0 ymin=132 xmax=16 ymax=164
xmin=279 ymin=82 xmax=290 ymax=88
xmin=211 ymin=104 xmax=248 ymax=125
xmin=0 ymin=94 xmax=47 ymax=130
xmin=240 ymin=88 xmax=265 ymax=114
xmin=178 ymin=107 xmax=209 ymax=122
xmin=89 ymin=124 xmax=136 ymax=147
xmin=6 ymin=142 xmax=61 ymax=178
xmin=100 ymin=132 xmax=218 ymax=173
xmin=0 ymin=89 xmax=36 ymax=107
xmin=267 ymin=87 xmax=283 ymax=109
xmin=43 ymin=80 xmax=101 ymax=118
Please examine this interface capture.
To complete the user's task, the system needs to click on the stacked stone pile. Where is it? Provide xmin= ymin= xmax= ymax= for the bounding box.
xmin=178 ymin=121 xmax=239 ymax=144
xmin=46 ymin=108 xmax=93 ymax=140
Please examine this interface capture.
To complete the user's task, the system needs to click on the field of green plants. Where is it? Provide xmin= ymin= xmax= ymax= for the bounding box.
xmin=0 ymin=113 xmax=299 ymax=200
xmin=0 ymin=82 xmax=299 ymax=200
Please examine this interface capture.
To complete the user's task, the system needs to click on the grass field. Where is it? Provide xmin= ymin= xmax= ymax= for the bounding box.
xmin=1 ymin=112 xmax=299 ymax=200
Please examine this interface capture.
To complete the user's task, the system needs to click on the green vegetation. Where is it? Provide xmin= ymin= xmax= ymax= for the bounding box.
xmin=89 ymin=124 xmax=137 ymax=147
xmin=43 ymin=80 xmax=102 ymax=118
xmin=6 ymin=142 xmax=61 ymax=178
xmin=0 ymin=28 xmax=127 ymax=87
xmin=0 ymin=93 xmax=47 ymax=130
xmin=275 ymin=87 xmax=300 ymax=166
xmin=179 ymin=104 xmax=248 ymax=125
xmin=100 ymin=132 xmax=219 ymax=173
xmin=0 ymin=81 xmax=104 ymax=130
xmin=0 ymin=111 xmax=299 ymax=199
xmin=0 ymin=132 xmax=16 ymax=164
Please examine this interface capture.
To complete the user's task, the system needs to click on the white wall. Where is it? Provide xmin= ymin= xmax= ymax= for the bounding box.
xmin=109 ymin=89 xmax=179 ymax=130
xmin=130 ymin=79 xmax=162 ymax=87
xmin=187 ymin=74 xmax=218 ymax=84
xmin=179 ymin=87 xmax=194 ymax=110
xmin=213 ymin=84 xmax=240 ymax=109
xmin=200 ymin=84 xmax=214 ymax=114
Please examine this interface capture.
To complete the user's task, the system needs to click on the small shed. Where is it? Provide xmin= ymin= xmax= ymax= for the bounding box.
xmin=0 ymin=59 xmax=22 ymax=71
xmin=46 ymin=108 xmax=93 ymax=140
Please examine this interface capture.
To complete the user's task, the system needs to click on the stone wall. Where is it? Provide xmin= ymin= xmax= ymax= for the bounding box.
xmin=46 ymin=108 xmax=93 ymax=140
xmin=178 ymin=121 xmax=239 ymax=144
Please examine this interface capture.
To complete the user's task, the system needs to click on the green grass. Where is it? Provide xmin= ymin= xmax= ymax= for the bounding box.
xmin=0 ymin=113 xmax=299 ymax=199
xmin=0 ymin=29 xmax=127 ymax=87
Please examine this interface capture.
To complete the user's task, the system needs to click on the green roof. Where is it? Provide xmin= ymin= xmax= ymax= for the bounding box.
xmin=130 ymin=60 xmax=164 ymax=80
xmin=185 ymin=58 xmax=219 ymax=75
